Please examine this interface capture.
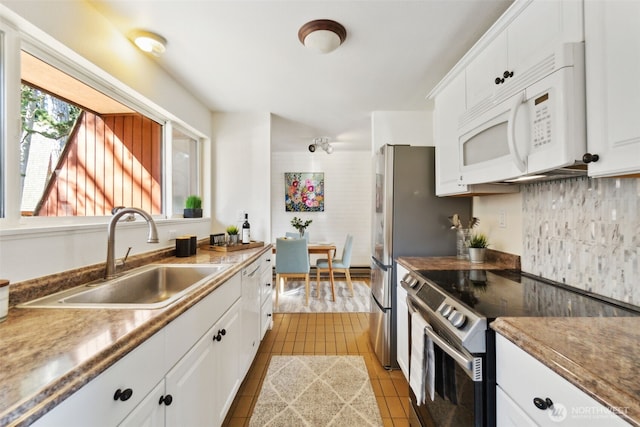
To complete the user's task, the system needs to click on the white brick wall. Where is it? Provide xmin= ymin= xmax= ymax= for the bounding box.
xmin=271 ymin=151 xmax=372 ymax=267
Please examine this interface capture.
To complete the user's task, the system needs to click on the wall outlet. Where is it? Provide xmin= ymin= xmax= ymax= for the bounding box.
xmin=498 ymin=210 xmax=506 ymax=228
xmin=168 ymin=230 xmax=177 ymax=240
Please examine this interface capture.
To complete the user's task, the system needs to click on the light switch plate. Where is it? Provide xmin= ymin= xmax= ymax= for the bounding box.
xmin=498 ymin=210 xmax=506 ymax=228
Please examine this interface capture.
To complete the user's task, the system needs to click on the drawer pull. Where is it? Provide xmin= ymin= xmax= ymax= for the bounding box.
xmin=113 ymin=388 xmax=133 ymax=402
xmin=533 ymin=397 xmax=554 ymax=410
xmin=159 ymin=394 xmax=173 ymax=406
xmin=213 ymin=328 xmax=227 ymax=342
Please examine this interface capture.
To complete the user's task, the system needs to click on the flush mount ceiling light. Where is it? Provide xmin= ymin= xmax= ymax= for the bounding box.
xmin=298 ymin=19 xmax=347 ymax=54
xmin=130 ymin=30 xmax=167 ymax=56
xmin=308 ymin=137 xmax=334 ymax=154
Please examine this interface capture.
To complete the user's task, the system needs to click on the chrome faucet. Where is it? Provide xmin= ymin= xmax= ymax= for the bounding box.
xmin=105 ymin=207 xmax=159 ymax=279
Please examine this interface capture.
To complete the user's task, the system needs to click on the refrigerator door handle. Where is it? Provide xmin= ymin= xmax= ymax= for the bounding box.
xmin=371 ymin=256 xmax=390 ymax=270
xmin=371 ymin=291 xmax=389 ymax=312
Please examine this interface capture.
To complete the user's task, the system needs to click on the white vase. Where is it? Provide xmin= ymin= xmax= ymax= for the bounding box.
xmin=468 ymin=247 xmax=486 ymax=263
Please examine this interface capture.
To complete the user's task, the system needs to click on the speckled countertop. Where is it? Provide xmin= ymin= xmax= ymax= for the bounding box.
xmin=398 ymin=248 xmax=521 ymax=272
xmin=0 ymin=244 xmax=271 ymax=427
xmin=492 ymin=317 xmax=640 ymax=426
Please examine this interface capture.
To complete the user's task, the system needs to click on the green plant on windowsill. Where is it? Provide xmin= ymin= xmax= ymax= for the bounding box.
xmin=468 ymin=233 xmax=489 ymax=248
xmin=184 ymin=195 xmax=203 ymax=218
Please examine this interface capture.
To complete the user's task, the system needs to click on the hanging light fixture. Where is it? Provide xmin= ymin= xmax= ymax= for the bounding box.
xmin=298 ymin=19 xmax=347 ymax=54
xmin=129 ymin=30 xmax=167 ymax=56
xmin=308 ymin=137 xmax=334 ymax=154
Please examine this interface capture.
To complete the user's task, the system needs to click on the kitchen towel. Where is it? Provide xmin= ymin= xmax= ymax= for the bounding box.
xmin=410 ymin=311 xmax=436 ymax=404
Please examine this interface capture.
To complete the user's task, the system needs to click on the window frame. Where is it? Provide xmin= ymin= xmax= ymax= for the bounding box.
xmin=0 ymin=19 xmax=208 ymax=230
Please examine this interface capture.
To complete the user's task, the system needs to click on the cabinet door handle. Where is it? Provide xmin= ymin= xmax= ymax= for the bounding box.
xmin=113 ymin=388 xmax=133 ymax=401
xmin=266 ymin=282 xmax=271 ymax=287
xmin=582 ymin=153 xmax=600 ymax=163
xmin=533 ymin=397 xmax=554 ymax=410
xmin=503 ymin=70 xmax=514 ymax=79
xmin=495 ymin=77 xmax=504 ymax=85
xmin=213 ymin=328 xmax=227 ymax=342
xmin=267 ymin=313 xmax=272 ymax=317
xmin=159 ymin=394 xmax=173 ymax=406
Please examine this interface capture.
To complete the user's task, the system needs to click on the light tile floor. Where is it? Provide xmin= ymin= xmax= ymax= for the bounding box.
xmin=223 ymin=310 xmax=410 ymax=426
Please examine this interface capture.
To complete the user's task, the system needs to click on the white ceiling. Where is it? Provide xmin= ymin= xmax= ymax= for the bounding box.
xmin=87 ymin=0 xmax=512 ymax=152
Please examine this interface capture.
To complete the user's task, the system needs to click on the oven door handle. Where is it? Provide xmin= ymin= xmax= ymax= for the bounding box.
xmin=407 ymin=297 xmax=482 ymax=381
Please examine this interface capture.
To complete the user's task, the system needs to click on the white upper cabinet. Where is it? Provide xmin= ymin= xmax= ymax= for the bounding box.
xmin=434 ymin=72 xmax=468 ymax=196
xmin=466 ymin=33 xmax=508 ymax=109
xmin=585 ymin=0 xmax=640 ymax=177
xmin=465 ymin=0 xmax=583 ymax=111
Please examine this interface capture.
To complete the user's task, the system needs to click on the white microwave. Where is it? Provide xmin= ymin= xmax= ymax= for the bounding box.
xmin=457 ymin=43 xmax=587 ymax=184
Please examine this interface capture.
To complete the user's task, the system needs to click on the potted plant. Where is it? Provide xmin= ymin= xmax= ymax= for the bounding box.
xmin=468 ymin=233 xmax=489 ymax=263
xmin=291 ymin=216 xmax=312 ymax=238
xmin=226 ymin=225 xmax=239 ymax=245
xmin=184 ymin=195 xmax=202 ymax=218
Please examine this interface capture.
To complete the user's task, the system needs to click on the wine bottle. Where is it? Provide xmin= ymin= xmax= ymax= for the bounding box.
xmin=242 ymin=213 xmax=251 ymax=244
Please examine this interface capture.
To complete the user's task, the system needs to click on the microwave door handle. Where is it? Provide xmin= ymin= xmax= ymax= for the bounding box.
xmin=507 ymin=92 xmax=527 ymax=173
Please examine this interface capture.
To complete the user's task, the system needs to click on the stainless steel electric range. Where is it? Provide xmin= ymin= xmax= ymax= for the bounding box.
xmin=401 ymin=268 xmax=639 ymax=427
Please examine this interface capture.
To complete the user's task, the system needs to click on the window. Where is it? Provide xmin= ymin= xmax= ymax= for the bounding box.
xmin=171 ymin=128 xmax=200 ymax=215
xmin=0 ymin=24 xmax=206 ymax=225
xmin=19 ymin=52 xmax=163 ymax=217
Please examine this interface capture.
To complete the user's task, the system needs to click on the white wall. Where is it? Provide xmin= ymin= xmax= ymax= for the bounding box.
xmin=0 ymin=3 xmax=214 ymax=283
xmin=371 ymin=110 xmax=433 ymax=152
xmin=271 ymin=151 xmax=372 ymax=267
xmin=472 ymin=192 xmax=523 ymax=255
xmin=211 ymin=112 xmax=271 ymax=243
xmin=0 ymin=1 xmax=211 ymax=134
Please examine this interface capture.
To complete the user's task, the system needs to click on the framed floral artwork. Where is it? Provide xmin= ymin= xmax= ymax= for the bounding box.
xmin=284 ymin=172 xmax=324 ymax=212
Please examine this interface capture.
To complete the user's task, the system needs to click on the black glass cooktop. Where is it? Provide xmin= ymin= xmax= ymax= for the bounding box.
xmin=415 ymin=269 xmax=639 ymax=320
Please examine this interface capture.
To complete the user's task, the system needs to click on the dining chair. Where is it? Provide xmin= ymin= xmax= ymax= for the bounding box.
xmin=275 ymin=237 xmax=311 ymax=307
xmin=315 ymin=234 xmax=354 ymax=300
xmin=285 ymin=231 xmax=310 ymax=241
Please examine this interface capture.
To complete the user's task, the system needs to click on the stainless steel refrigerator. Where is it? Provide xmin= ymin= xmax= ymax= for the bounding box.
xmin=369 ymin=145 xmax=471 ymax=369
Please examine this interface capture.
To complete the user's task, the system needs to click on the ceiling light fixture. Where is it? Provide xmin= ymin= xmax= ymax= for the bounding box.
xmin=308 ymin=137 xmax=334 ymax=154
xmin=130 ymin=30 xmax=167 ymax=56
xmin=298 ymin=19 xmax=347 ymax=54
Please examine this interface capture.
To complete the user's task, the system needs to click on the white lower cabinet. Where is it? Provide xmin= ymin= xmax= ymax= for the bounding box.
xmin=259 ymin=253 xmax=273 ymax=338
xmin=34 ymin=257 xmax=268 ymax=427
xmin=118 ymin=381 xmax=165 ymax=427
xmin=496 ymin=334 xmax=629 ymax=427
xmin=395 ymin=263 xmax=409 ymax=381
xmin=32 ymin=329 xmax=166 ymax=427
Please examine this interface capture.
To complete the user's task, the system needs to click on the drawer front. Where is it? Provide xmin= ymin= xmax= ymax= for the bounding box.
xmin=496 ymin=335 xmax=629 ymax=426
xmin=496 ymin=385 xmax=537 ymax=427
xmin=33 ymin=330 xmax=165 ymax=427
xmin=260 ymin=296 xmax=273 ymax=339
xmin=259 ymin=252 xmax=273 ymax=303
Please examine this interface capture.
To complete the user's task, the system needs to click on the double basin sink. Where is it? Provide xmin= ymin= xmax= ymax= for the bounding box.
xmin=19 ymin=264 xmax=231 ymax=310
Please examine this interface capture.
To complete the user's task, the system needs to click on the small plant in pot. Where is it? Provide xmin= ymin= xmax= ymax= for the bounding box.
xmin=184 ymin=195 xmax=202 ymax=218
xmin=468 ymin=233 xmax=489 ymax=263
xmin=226 ymin=225 xmax=239 ymax=245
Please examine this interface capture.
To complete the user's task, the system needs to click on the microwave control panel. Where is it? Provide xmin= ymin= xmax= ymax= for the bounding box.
xmin=532 ymin=92 xmax=552 ymax=149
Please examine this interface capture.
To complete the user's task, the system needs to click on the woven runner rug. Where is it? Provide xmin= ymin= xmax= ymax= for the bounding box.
xmin=249 ymin=355 xmax=383 ymax=427
xmin=273 ymin=280 xmax=370 ymax=313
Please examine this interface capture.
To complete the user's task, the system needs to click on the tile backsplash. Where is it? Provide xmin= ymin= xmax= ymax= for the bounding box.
xmin=522 ymin=177 xmax=640 ymax=307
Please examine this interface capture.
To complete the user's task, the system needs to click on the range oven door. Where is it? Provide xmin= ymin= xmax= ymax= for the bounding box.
xmin=407 ymin=297 xmax=487 ymax=427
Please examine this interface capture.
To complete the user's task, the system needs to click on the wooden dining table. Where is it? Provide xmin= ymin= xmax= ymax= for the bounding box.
xmin=272 ymin=242 xmax=338 ymax=301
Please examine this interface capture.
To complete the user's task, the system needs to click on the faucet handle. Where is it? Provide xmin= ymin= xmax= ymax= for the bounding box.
xmin=117 ymin=247 xmax=132 ymax=268
xmin=111 ymin=206 xmax=126 ymax=214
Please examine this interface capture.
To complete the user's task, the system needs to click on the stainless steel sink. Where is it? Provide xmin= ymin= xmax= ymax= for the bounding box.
xmin=18 ymin=264 xmax=231 ymax=309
